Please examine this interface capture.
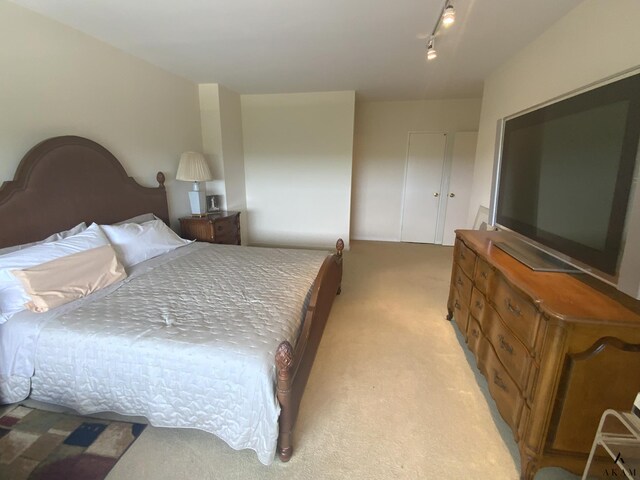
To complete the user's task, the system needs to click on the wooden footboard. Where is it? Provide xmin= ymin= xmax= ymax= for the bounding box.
xmin=275 ymin=238 xmax=344 ymax=461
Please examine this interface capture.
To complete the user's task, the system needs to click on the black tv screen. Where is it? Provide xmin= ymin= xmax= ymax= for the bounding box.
xmin=496 ymin=73 xmax=640 ymax=275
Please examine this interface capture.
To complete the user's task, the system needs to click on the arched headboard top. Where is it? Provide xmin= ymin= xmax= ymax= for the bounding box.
xmin=0 ymin=135 xmax=169 ymax=248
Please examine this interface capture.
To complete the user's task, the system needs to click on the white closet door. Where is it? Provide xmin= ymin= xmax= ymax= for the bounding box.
xmin=401 ymin=133 xmax=447 ymax=243
xmin=442 ymin=132 xmax=477 ymax=246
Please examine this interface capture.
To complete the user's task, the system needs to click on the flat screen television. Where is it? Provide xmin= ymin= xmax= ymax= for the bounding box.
xmin=489 ymin=70 xmax=640 ymax=298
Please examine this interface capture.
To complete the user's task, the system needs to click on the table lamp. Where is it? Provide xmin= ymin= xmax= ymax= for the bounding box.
xmin=176 ymin=152 xmax=212 ymax=216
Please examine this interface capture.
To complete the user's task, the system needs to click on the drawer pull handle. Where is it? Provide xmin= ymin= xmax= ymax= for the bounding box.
xmin=460 ymin=252 xmax=466 ymax=260
xmin=456 ymin=277 xmax=464 ymax=286
xmin=471 ymin=328 xmax=479 ymax=338
xmin=506 ymin=299 xmax=521 ymax=316
xmin=454 ymin=301 xmax=461 ymax=310
xmin=480 ymin=271 xmax=488 ymax=279
xmin=498 ymin=334 xmax=514 ymax=355
xmin=493 ymin=371 xmax=508 ymax=392
xmin=474 ymin=300 xmax=483 ymax=310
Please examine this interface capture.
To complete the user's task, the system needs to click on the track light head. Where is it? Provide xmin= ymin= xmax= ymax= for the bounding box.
xmin=442 ymin=3 xmax=455 ymax=26
xmin=426 ymin=36 xmax=437 ymax=60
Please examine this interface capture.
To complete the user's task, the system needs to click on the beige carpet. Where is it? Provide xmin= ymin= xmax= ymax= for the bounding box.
xmin=7 ymin=241 xmax=580 ymax=479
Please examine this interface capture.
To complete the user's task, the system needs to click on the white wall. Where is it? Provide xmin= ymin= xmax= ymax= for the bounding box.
xmin=352 ymin=99 xmax=482 ymax=241
xmin=0 ymin=2 xmax=203 ymax=229
xmin=199 ymin=84 xmax=226 ymax=199
xmin=241 ymin=91 xmax=355 ymax=249
xmin=218 ymin=86 xmax=248 ymax=244
xmin=468 ymin=0 xmax=640 ymax=225
xmin=200 ymin=84 xmax=249 ymax=243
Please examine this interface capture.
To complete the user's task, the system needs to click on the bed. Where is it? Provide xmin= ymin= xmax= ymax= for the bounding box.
xmin=0 ymin=135 xmax=343 ymax=464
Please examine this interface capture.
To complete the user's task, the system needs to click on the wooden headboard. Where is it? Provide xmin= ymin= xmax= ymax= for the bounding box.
xmin=0 ymin=136 xmax=169 ymax=248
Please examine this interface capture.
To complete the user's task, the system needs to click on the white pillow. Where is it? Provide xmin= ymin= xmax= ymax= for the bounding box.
xmin=100 ymin=219 xmax=191 ymax=268
xmin=13 ymin=241 xmax=126 ymax=313
xmin=0 ymin=223 xmax=111 ymax=322
xmin=0 ymin=222 xmax=87 ymax=257
xmin=114 ymin=213 xmax=158 ymax=226
xmin=42 ymin=222 xmax=88 ymax=242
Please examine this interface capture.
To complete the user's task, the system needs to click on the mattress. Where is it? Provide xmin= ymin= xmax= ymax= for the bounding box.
xmin=0 ymin=242 xmax=328 ymax=465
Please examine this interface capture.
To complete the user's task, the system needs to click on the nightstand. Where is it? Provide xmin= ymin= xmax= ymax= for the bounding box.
xmin=179 ymin=211 xmax=241 ymax=245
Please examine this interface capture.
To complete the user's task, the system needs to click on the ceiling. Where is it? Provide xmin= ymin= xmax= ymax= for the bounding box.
xmin=12 ymin=0 xmax=583 ymax=100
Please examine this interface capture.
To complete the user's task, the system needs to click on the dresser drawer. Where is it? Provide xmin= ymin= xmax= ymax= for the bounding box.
xmin=455 ymin=238 xmax=476 ymax=278
xmin=480 ymin=340 xmax=524 ymax=434
xmin=483 ymin=305 xmax=531 ymax=391
xmin=470 ymin=287 xmax=486 ymax=322
xmin=467 ymin=315 xmax=483 ymax=356
xmin=518 ymin=405 xmax=530 ymax=444
xmin=526 ymin=363 xmax=539 ymax=403
xmin=474 ymin=258 xmax=493 ymax=295
xmin=491 ymin=277 xmax=540 ymax=350
xmin=214 ymin=221 xmax=235 ymax=236
xmin=453 ymin=265 xmax=473 ymax=305
xmin=450 ymin=287 xmax=470 ymax=339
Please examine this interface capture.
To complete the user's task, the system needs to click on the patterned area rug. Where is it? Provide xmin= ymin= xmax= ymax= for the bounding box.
xmin=0 ymin=405 xmax=146 ymax=480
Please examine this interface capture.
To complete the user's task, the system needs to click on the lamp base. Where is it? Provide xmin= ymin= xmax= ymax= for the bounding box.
xmin=188 ymin=190 xmax=207 ymax=216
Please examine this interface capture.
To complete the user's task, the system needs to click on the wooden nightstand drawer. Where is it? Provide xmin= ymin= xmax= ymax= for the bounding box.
xmin=212 ymin=213 xmax=240 ymax=245
xmin=179 ymin=211 xmax=241 ymax=245
xmin=215 ymin=222 xmax=232 ymax=234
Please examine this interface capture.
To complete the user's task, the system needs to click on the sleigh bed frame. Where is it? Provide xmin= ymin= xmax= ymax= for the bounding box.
xmin=0 ymin=135 xmax=343 ymax=462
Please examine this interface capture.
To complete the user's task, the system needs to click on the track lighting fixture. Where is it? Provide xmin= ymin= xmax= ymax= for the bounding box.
xmin=426 ymin=36 xmax=437 ymax=60
xmin=424 ymin=1 xmax=456 ymax=62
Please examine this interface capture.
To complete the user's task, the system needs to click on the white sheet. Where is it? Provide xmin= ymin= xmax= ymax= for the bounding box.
xmin=0 ymin=242 xmax=328 ymax=465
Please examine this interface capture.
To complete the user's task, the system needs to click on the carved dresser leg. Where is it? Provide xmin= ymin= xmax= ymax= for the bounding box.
xmin=520 ymin=455 xmax=538 ymax=480
xmin=446 ymin=307 xmax=453 ymax=321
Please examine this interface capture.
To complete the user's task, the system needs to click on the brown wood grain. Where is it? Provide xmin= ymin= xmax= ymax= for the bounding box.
xmin=459 ymin=230 xmax=640 ymax=324
xmin=276 ymin=238 xmax=343 ymax=461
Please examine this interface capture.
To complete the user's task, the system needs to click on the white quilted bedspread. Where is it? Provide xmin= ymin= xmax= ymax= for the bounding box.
xmin=24 ymin=243 xmax=328 ymax=465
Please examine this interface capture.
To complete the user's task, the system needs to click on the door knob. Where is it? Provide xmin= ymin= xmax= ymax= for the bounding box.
xmin=433 ymin=192 xmax=440 ymax=197
xmin=449 ymin=193 xmax=455 ymax=198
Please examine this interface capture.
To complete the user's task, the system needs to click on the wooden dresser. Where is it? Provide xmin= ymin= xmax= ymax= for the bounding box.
xmin=179 ymin=211 xmax=241 ymax=245
xmin=447 ymin=230 xmax=640 ymax=479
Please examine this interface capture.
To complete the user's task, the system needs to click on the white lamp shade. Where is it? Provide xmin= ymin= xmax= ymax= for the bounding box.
xmin=176 ymin=152 xmax=212 ymax=182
